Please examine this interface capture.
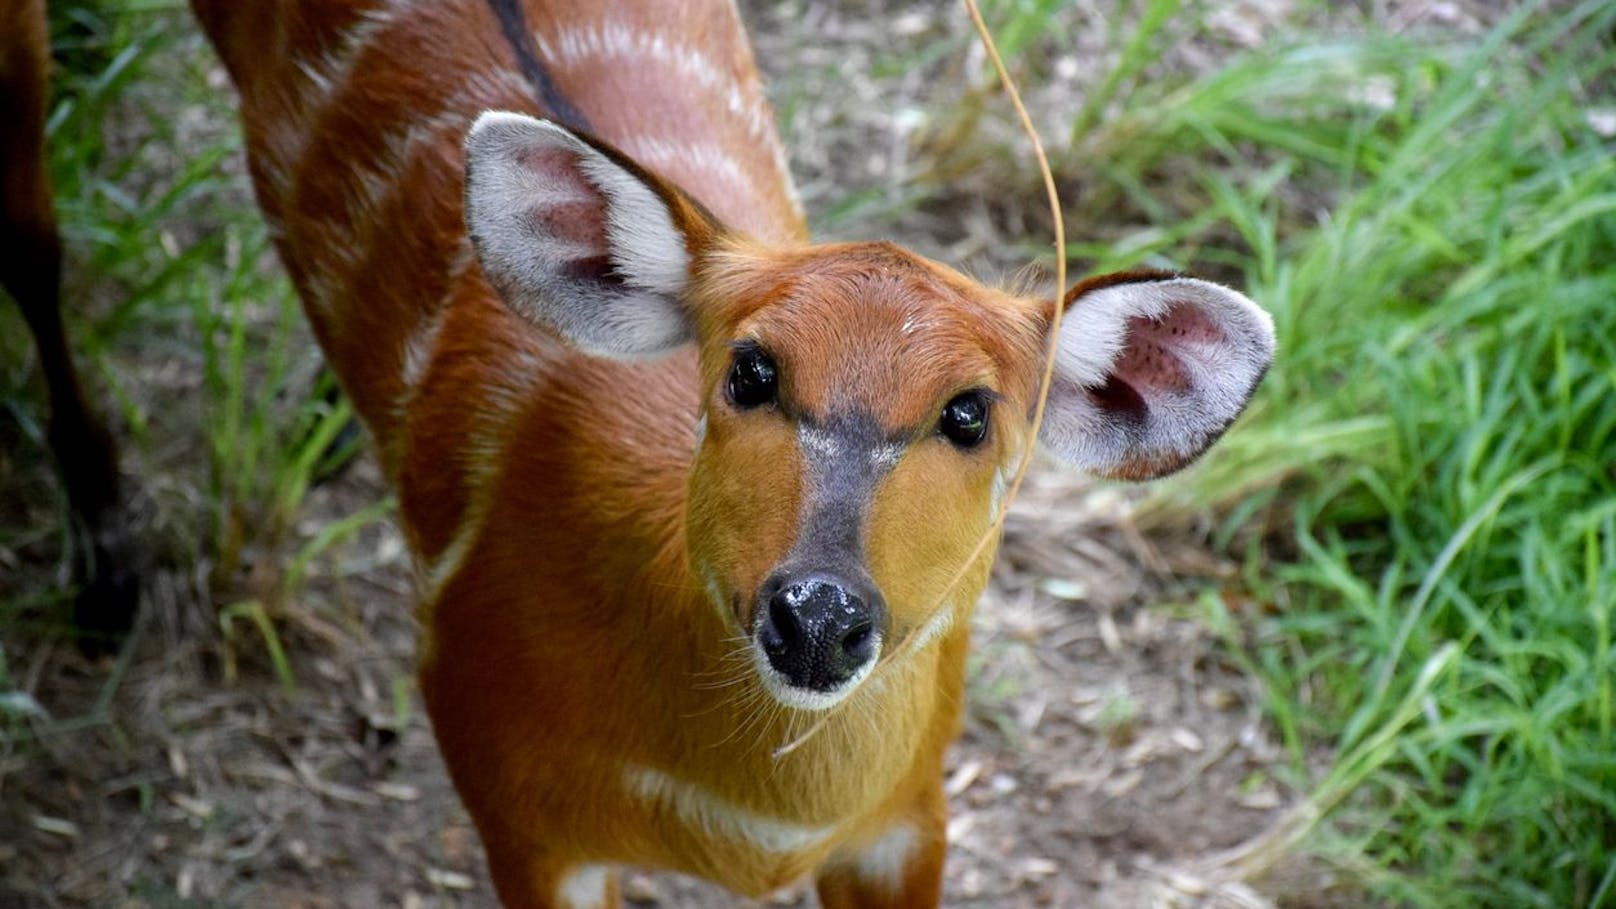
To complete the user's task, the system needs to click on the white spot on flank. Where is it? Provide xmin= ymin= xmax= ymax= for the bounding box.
xmin=295 ymin=56 xmax=335 ymax=94
xmin=342 ymin=71 xmax=529 ymax=224
xmin=414 ymin=349 xmax=546 ymax=606
xmin=285 ymin=72 xmax=533 ymax=327
xmin=556 ymin=864 xmax=610 ymax=909
xmin=293 ymin=0 xmax=422 ymax=103
xmin=621 ymin=136 xmax=751 ymax=190
xmin=273 ymin=0 xmax=424 ymax=188
xmin=539 ymin=20 xmax=759 ymax=125
xmin=854 ymin=825 xmax=920 ymax=892
xmin=396 ymin=308 xmax=448 ymax=419
xmin=418 ymin=515 xmax=482 ymax=607
xmin=533 ymin=19 xmax=787 ymax=165
xmin=297 ymin=269 xmax=347 ymax=319
xmin=623 ymin=765 xmax=835 ymax=854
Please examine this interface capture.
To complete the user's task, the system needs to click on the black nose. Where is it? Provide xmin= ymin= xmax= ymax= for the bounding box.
xmin=757 ymin=573 xmax=884 ymax=692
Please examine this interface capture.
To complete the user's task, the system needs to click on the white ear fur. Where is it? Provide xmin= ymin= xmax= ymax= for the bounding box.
xmin=464 ymin=111 xmax=694 ymax=358
xmin=1040 ymin=276 xmax=1275 ymax=479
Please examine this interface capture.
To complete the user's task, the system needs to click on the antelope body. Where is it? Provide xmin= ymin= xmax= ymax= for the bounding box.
xmin=4 ymin=1 xmax=1275 ymax=905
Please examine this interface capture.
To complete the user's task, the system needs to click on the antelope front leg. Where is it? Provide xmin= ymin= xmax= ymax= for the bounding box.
xmin=815 ymin=787 xmax=947 ymax=909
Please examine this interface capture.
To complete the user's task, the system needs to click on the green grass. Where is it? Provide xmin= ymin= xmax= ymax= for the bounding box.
xmin=1046 ymin=2 xmax=1616 ymax=904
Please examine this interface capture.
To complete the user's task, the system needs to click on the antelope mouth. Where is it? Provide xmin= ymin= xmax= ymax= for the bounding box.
xmin=750 ymin=630 xmax=882 ymax=712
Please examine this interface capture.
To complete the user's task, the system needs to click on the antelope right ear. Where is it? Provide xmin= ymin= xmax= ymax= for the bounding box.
xmin=1036 ymin=271 xmax=1276 ymax=479
xmin=463 ymin=111 xmax=715 ymax=359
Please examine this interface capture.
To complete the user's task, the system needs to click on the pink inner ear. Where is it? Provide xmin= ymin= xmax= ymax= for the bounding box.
xmin=516 ymin=145 xmax=611 ymax=265
xmin=1094 ymin=301 xmax=1228 ymax=410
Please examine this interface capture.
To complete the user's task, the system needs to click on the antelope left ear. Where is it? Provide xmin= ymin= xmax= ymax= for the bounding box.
xmin=1037 ymin=271 xmax=1276 ymax=480
xmin=463 ymin=111 xmax=717 ymax=359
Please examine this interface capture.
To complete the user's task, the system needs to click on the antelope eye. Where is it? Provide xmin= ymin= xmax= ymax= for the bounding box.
xmin=727 ymin=345 xmax=778 ymax=409
xmin=940 ymin=391 xmax=989 ymax=448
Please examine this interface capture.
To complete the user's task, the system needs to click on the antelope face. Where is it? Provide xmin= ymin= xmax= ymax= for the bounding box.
xmin=464 ymin=113 xmax=1276 ymax=712
xmin=684 ymin=244 xmax=1046 ymax=709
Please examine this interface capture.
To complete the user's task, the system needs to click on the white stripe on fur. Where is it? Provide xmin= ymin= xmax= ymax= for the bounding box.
xmin=623 ymin=765 xmax=837 ymax=854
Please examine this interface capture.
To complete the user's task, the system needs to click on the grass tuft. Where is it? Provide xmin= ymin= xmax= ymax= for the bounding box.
xmin=1080 ymin=2 xmax=1616 ymax=903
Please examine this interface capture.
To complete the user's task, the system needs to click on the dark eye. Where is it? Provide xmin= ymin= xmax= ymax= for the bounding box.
xmin=940 ymin=391 xmax=990 ymax=448
xmin=727 ymin=345 xmax=778 ymax=409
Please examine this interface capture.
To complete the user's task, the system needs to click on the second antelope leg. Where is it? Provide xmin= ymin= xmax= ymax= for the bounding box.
xmin=0 ymin=0 xmax=138 ymax=647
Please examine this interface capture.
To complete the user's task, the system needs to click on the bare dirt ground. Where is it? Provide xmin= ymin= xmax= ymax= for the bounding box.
xmin=4 ymin=0 xmax=1490 ymax=905
xmin=1 ymin=462 xmax=1295 ymax=909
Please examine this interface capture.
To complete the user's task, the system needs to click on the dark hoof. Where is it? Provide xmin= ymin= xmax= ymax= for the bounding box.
xmin=70 ymin=527 xmax=141 ymax=658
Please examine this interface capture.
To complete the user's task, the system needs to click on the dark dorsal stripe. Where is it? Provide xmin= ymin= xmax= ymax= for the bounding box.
xmin=484 ymin=0 xmax=593 ymax=133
